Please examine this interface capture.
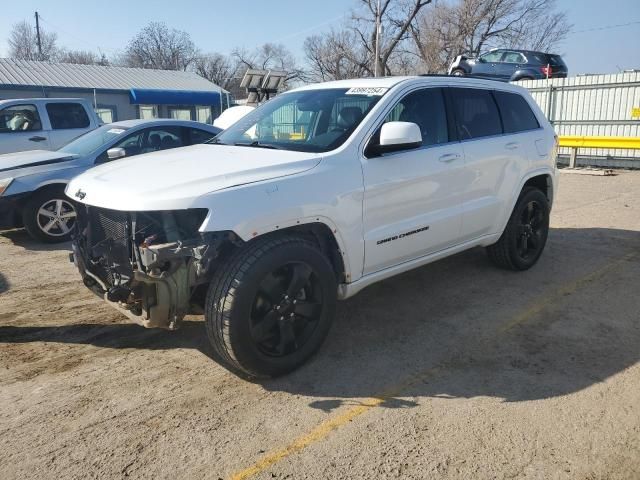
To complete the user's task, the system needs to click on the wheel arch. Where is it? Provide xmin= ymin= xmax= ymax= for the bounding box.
xmin=14 ymin=181 xmax=70 ymax=215
xmin=234 ymin=219 xmax=350 ymax=284
xmin=496 ymin=169 xmax=555 ymax=236
xmin=523 ymin=173 xmax=554 ymax=207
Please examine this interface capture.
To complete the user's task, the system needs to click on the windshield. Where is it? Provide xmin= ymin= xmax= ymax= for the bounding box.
xmin=58 ymin=124 xmax=130 ymax=156
xmin=213 ymin=88 xmax=386 ymax=153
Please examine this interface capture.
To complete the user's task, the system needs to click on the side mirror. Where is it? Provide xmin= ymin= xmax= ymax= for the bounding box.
xmin=107 ymin=147 xmax=126 ymax=160
xmin=368 ymin=121 xmax=422 ymax=157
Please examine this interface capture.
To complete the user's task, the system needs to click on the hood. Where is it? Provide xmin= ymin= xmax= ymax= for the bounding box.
xmin=0 ymin=150 xmax=77 ymax=175
xmin=66 ymin=144 xmax=322 ymax=211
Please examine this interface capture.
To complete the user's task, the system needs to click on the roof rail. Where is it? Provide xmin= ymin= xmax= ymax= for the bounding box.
xmin=418 ymin=74 xmax=452 ymax=78
xmin=419 ymin=74 xmax=509 ymax=83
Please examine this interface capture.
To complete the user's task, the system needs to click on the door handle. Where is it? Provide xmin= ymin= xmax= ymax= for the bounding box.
xmin=505 ymin=142 xmax=520 ymax=150
xmin=29 ymin=136 xmax=47 ymax=142
xmin=438 ymin=153 xmax=460 ymax=163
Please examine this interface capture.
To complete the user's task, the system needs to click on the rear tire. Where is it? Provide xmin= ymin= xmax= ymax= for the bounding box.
xmin=22 ymin=187 xmax=77 ymax=243
xmin=205 ymin=235 xmax=337 ymax=378
xmin=486 ymin=187 xmax=549 ymax=271
xmin=451 ymin=68 xmax=465 ymax=76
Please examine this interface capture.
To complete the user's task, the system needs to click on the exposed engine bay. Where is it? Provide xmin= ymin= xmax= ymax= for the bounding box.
xmin=71 ymin=206 xmax=237 ymax=329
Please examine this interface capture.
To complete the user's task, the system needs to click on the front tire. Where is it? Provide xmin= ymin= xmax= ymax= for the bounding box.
xmin=486 ymin=187 xmax=550 ymax=271
xmin=205 ymin=235 xmax=337 ymax=378
xmin=451 ymin=68 xmax=465 ymax=76
xmin=22 ymin=187 xmax=77 ymax=243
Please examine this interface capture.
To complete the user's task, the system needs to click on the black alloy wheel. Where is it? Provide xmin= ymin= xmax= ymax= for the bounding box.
xmin=250 ymin=262 xmax=324 ymax=357
xmin=516 ymin=200 xmax=545 ymax=261
xmin=486 ymin=187 xmax=550 ymax=271
xmin=205 ymin=235 xmax=337 ymax=378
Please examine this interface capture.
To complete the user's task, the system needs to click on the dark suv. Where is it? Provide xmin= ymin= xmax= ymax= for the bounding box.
xmin=448 ymin=49 xmax=568 ymax=81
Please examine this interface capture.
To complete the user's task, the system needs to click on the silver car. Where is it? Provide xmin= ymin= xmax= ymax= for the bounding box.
xmin=0 ymin=119 xmax=220 ymax=242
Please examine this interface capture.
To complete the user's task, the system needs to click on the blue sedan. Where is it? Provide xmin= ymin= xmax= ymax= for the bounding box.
xmin=0 ymin=119 xmax=220 ymax=242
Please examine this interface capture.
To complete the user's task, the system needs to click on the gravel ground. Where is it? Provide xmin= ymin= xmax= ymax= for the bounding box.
xmin=1 ymin=170 xmax=639 ymax=480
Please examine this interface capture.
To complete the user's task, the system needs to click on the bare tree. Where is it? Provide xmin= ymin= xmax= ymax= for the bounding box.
xmin=412 ymin=0 xmax=571 ymax=73
xmin=232 ymin=43 xmax=306 ymax=87
xmin=8 ymin=20 xmax=58 ymax=61
xmin=351 ymin=0 xmax=432 ymax=75
xmin=58 ymin=49 xmax=109 ymax=66
xmin=303 ymin=0 xmax=431 ymax=80
xmin=304 ymin=30 xmax=371 ymax=82
xmin=194 ymin=53 xmax=241 ymax=90
xmin=122 ymin=22 xmax=198 ymax=70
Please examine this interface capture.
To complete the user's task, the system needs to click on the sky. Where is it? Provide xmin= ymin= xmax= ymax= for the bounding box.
xmin=0 ymin=0 xmax=638 ymax=75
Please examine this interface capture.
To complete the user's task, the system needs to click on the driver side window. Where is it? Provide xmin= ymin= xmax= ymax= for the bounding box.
xmin=365 ymin=88 xmax=448 ymax=158
xmin=0 ymin=104 xmax=42 ymax=133
xmin=95 ymin=131 xmax=144 ymax=163
xmin=479 ymin=51 xmax=503 ymax=63
xmin=383 ymin=88 xmax=449 ymax=147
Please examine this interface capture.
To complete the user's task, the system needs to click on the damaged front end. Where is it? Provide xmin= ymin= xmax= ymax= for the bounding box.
xmin=71 ymin=206 xmax=235 ymax=330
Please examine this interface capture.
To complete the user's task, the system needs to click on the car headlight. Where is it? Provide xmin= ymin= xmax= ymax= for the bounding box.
xmin=0 ymin=178 xmax=13 ymax=197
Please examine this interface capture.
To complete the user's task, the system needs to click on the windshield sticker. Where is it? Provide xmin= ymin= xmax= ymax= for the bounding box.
xmin=107 ymin=128 xmax=126 ymax=134
xmin=345 ymin=87 xmax=388 ymax=96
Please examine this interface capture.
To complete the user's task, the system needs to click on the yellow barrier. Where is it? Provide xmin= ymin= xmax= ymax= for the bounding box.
xmin=559 ymin=136 xmax=640 ymax=150
xmin=557 ymin=136 xmax=640 ymax=167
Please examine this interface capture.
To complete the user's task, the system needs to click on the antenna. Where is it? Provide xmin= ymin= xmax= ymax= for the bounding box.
xmin=240 ymin=69 xmax=287 ymax=106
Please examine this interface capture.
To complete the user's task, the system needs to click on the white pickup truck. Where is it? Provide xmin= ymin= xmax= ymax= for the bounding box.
xmin=67 ymin=76 xmax=557 ymax=377
xmin=0 ymin=98 xmax=101 ymax=154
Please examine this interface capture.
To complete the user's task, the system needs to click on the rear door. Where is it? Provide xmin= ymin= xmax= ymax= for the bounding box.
xmin=45 ymin=102 xmax=93 ymax=149
xmin=448 ymin=87 xmax=528 ymax=240
xmin=0 ymin=103 xmax=50 ymax=154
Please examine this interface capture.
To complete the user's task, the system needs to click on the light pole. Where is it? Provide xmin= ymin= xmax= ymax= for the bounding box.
xmin=35 ymin=11 xmax=43 ymax=60
xmin=374 ymin=0 xmax=381 ymax=77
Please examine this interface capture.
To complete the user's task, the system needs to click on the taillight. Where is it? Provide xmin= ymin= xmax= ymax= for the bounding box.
xmin=541 ymin=65 xmax=552 ymax=77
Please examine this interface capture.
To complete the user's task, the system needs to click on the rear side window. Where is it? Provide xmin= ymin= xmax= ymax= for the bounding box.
xmin=450 ymin=88 xmax=502 ymax=140
xmin=46 ymin=103 xmax=90 ymax=130
xmin=544 ymin=54 xmax=565 ymax=66
xmin=494 ymin=91 xmax=540 ymax=133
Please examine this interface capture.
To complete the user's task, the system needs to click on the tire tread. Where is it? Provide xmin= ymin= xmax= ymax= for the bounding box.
xmin=205 ymin=235 xmax=324 ymax=377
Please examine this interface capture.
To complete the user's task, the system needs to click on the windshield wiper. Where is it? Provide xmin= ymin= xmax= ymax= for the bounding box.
xmin=207 ymin=138 xmax=229 ymax=145
xmin=233 ymin=141 xmax=281 ymax=150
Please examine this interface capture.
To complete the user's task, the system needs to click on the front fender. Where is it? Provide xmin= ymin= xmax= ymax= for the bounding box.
xmin=4 ymin=165 xmax=86 ymax=197
xmin=195 ymin=162 xmax=365 ymax=282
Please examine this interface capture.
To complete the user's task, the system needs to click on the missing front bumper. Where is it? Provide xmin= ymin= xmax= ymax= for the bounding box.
xmin=71 ymin=206 xmax=228 ymax=330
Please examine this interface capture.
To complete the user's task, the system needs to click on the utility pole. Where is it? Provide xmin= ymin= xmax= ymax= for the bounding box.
xmin=374 ymin=0 xmax=381 ymax=77
xmin=34 ymin=11 xmax=43 ymax=60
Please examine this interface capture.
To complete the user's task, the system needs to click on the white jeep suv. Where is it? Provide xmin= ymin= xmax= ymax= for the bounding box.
xmin=67 ymin=76 xmax=557 ymax=377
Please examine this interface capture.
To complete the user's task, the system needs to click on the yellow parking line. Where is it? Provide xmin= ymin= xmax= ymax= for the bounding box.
xmin=231 ymin=366 xmax=442 ymax=480
xmin=230 ymin=251 xmax=637 ymax=480
xmin=230 ymin=399 xmax=383 ymax=480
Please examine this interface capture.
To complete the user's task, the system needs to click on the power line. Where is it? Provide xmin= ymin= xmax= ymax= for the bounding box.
xmin=37 ymin=14 xmax=118 ymax=53
xmin=570 ymin=20 xmax=640 ymax=35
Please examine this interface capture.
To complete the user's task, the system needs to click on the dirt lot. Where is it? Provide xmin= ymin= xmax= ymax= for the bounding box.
xmin=1 ymin=171 xmax=639 ymax=480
